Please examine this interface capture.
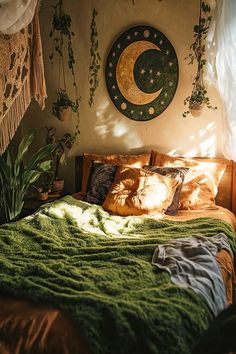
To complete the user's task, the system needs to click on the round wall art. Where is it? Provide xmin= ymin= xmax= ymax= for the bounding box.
xmin=105 ymin=25 xmax=179 ymax=121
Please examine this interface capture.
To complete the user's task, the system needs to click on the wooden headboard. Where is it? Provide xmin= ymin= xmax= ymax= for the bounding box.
xmin=75 ymin=155 xmax=236 ymax=215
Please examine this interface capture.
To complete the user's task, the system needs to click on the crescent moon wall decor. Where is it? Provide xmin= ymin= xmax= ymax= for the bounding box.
xmin=105 ymin=25 xmax=179 ymax=121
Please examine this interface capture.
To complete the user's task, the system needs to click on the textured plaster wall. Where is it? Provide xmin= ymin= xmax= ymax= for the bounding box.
xmin=22 ymin=0 xmax=223 ymax=192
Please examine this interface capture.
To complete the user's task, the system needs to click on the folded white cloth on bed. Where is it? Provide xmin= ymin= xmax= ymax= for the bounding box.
xmin=152 ymin=233 xmax=232 ymax=315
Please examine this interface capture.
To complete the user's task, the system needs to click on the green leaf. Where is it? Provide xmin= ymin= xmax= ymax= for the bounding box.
xmin=26 ymin=144 xmax=53 ymax=171
xmin=36 ymin=160 xmax=52 ymax=172
xmin=0 ymin=155 xmax=10 ymax=182
xmin=15 ymin=130 xmax=35 ymax=167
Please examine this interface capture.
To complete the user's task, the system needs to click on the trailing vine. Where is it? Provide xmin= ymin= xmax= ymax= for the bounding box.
xmin=183 ymin=0 xmax=217 ymax=117
xmin=88 ymin=8 xmax=101 ymax=107
xmin=49 ymin=0 xmax=77 ymax=86
xmin=49 ymin=0 xmax=80 ymax=136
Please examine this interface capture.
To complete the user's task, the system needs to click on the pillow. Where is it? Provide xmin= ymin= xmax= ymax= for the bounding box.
xmin=85 ymin=161 xmax=118 ymax=205
xmin=151 ymin=150 xmax=198 ymax=167
xmin=102 ymin=166 xmax=180 ymax=216
xmin=151 ymin=151 xmax=226 ymax=210
xmin=81 ymin=152 xmax=151 ymax=197
xmin=143 ymin=166 xmax=189 ymax=215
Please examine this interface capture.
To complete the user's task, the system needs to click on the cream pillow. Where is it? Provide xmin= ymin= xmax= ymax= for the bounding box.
xmin=151 ymin=151 xmax=226 ymax=210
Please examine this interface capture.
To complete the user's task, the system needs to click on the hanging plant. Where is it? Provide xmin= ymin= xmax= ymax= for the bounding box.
xmin=183 ymin=0 xmax=217 ymax=118
xmin=49 ymin=0 xmax=76 ymax=85
xmin=52 ymin=89 xmax=80 ymax=121
xmin=49 ymin=0 xmax=80 ymax=135
xmin=88 ymin=8 xmax=101 ymax=107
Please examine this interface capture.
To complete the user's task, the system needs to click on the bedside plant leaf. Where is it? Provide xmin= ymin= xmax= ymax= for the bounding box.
xmin=0 ymin=132 xmax=52 ymax=225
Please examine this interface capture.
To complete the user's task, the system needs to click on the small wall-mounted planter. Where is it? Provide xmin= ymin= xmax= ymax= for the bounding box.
xmin=190 ymin=103 xmax=204 ymax=117
xmin=58 ymin=107 xmax=71 ymax=121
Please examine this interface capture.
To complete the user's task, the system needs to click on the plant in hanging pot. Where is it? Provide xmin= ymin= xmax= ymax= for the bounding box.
xmin=183 ymin=0 xmax=217 ymax=118
xmin=49 ymin=0 xmax=80 ymax=135
xmin=183 ymin=84 xmax=212 ymax=118
xmin=0 ymin=130 xmax=53 ymax=225
xmin=52 ymin=89 xmax=79 ymax=121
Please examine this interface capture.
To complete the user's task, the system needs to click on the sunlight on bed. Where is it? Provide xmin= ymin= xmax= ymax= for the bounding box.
xmin=43 ymin=199 xmax=147 ymax=238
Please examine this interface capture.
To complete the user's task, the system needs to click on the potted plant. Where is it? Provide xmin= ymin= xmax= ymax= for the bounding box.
xmin=0 ymin=130 xmax=53 ymax=225
xmin=52 ymin=89 xmax=79 ymax=121
xmin=183 ymin=0 xmax=217 ymax=118
xmin=46 ymin=127 xmax=75 ymax=192
xmin=33 ymin=186 xmax=49 ymax=201
xmin=49 ymin=0 xmax=80 ymax=132
xmin=33 ymin=171 xmax=54 ymax=200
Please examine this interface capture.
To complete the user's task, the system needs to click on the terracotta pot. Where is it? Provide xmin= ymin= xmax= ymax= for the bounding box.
xmin=58 ymin=107 xmax=71 ymax=121
xmin=190 ymin=103 xmax=204 ymax=117
xmin=36 ymin=191 xmax=48 ymax=201
xmin=52 ymin=179 xmax=64 ymax=192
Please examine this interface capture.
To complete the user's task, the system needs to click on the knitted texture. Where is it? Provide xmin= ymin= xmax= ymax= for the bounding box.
xmin=0 ymin=196 xmax=235 ymax=354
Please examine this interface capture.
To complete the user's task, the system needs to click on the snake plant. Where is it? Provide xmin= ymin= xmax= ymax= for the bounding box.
xmin=0 ymin=130 xmax=53 ymax=225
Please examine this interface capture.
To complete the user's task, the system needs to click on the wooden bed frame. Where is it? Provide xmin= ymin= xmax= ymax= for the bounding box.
xmin=75 ymin=155 xmax=236 ymax=215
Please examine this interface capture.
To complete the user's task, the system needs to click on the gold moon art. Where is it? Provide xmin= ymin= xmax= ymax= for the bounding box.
xmin=116 ymin=41 xmax=162 ymax=105
xmin=105 ymin=25 xmax=179 ymax=121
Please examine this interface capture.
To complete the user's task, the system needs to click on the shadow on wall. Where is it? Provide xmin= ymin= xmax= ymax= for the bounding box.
xmin=93 ymin=93 xmax=218 ymax=157
xmin=94 ymin=96 xmax=144 ymax=153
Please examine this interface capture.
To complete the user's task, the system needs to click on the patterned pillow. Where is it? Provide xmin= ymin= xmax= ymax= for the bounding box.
xmin=102 ymin=166 xmax=180 ymax=216
xmin=81 ymin=152 xmax=151 ymax=197
xmin=85 ymin=161 xmax=118 ymax=205
xmin=144 ymin=166 xmax=189 ymax=215
xmin=150 ymin=151 xmax=226 ymax=210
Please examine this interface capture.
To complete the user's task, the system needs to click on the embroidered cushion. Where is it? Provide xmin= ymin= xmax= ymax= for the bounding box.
xmin=80 ymin=152 xmax=151 ymax=197
xmin=85 ymin=162 xmax=118 ymax=205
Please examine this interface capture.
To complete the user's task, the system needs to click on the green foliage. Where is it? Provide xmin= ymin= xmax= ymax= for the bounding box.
xmin=49 ymin=0 xmax=80 ymax=136
xmin=183 ymin=0 xmax=216 ymax=117
xmin=46 ymin=127 xmax=75 ymax=180
xmin=0 ymin=130 xmax=53 ymax=225
xmin=183 ymin=88 xmax=217 ymax=118
xmin=49 ymin=0 xmax=76 ymax=86
xmin=88 ymin=8 xmax=101 ymax=107
xmin=52 ymin=89 xmax=80 ymax=119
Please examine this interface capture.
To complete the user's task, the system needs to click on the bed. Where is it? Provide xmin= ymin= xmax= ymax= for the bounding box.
xmin=0 ymin=153 xmax=235 ymax=354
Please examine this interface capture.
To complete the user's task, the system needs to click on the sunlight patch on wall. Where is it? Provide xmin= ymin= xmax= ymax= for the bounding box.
xmin=95 ymin=95 xmax=143 ymax=149
xmin=167 ymin=121 xmax=216 ymax=157
xmin=199 ymin=135 xmax=216 ymax=156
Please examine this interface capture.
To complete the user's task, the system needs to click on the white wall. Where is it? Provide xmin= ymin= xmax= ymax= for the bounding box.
xmin=22 ymin=0 xmax=224 ymax=192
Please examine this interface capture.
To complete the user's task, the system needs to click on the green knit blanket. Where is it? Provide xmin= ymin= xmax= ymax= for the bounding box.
xmin=0 ymin=196 xmax=235 ymax=354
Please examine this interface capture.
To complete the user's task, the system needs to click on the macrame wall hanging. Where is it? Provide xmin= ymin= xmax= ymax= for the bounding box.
xmin=0 ymin=0 xmax=47 ymax=154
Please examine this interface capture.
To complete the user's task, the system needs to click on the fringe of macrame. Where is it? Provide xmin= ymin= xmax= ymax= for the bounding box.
xmin=32 ymin=4 xmax=47 ymax=109
xmin=0 ymin=76 xmax=31 ymax=155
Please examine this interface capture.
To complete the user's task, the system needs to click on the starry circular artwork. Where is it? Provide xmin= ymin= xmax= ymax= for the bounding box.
xmin=105 ymin=25 xmax=179 ymax=121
